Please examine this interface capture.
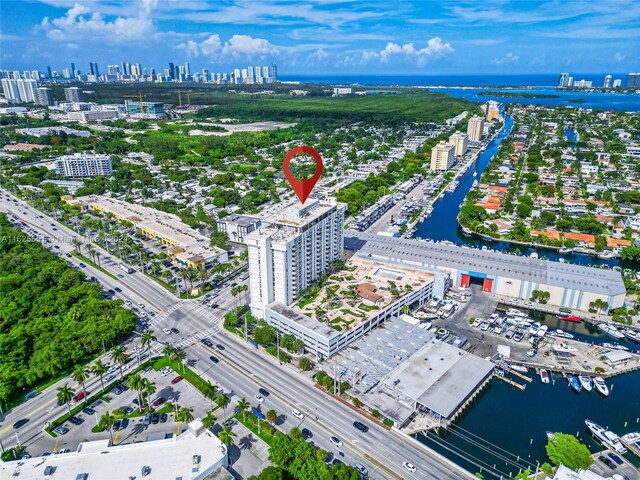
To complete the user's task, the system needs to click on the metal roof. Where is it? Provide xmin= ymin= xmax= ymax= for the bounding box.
xmin=345 ymin=231 xmax=626 ymax=297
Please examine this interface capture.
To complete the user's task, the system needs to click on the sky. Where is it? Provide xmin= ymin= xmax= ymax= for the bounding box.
xmin=1 ymin=0 xmax=639 ymax=76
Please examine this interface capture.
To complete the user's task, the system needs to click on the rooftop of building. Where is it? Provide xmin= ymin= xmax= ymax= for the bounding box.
xmin=70 ymin=195 xmax=225 ymax=257
xmin=345 ymin=231 xmax=626 ymax=297
xmin=0 ymin=421 xmax=227 ymax=480
xmin=333 ymin=316 xmax=494 ymax=423
xmin=287 ymin=257 xmax=434 ymax=334
xmin=263 ymin=198 xmax=343 ymax=228
xmin=217 ymin=213 xmax=261 ymax=227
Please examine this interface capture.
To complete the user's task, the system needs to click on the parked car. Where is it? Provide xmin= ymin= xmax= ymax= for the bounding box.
xmin=82 ymin=407 xmax=95 ymax=415
xmin=143 ymin=413 xmax=152 ymax=426
xmin=152 ymin=397 xmax=166 ymax=407
xmin=224 ymin=419 xmax=237 ymax=428
xmin=54 ymin=426 xmax=69 ymax=435
xmin=608 ymin=453 xmax=624 ymax=465
xmin=151 ymin=413 xmax=160 ymax=424
xmin=599 ymin=455 xmax=616 ymax=469
xmin=68 ymin=416 xmax=83 ymax=425
xmin=159 ymin=413 xmax=168 ymax=423
xmin=171 ymin=376 xmax=183 ymax=385
xmin=119 ymin=418 xmax=129 ymax=430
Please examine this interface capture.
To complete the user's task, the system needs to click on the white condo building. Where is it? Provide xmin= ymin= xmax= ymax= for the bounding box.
xmin=55 ymin=153 xmax=113 ymax=177
xmin=467 ymin=115 xmax=485 ymax=142
xmin=448 ymin=131 xmax=469 ymax=156
xmin=247 ymin=199 xmax=346 ymax=319
xmin=430 ymin=141 xmax=455 ymax=171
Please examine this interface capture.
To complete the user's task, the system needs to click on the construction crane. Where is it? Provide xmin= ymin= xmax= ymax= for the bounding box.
xmin=123 ymin=93 xmax=146 ymax=114
xmin=176 ymin=90 xmax=192 ymax=107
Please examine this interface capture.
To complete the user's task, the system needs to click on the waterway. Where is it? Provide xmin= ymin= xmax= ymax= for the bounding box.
xmin=412 ymin=99 xmax=640 ymax=474
xmin=412 ymin=115 xmax=620 ymax=268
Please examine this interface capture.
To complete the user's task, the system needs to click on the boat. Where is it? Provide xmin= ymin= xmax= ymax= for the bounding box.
xmin=530 ymin=252 xmax=539 ymax=259
xmin=540 ymin=369 xmax=550 ymax=384
xmin=567 ymin=375 xmax=582 ymax=393
xmin=622 ymin=328 xmax=640 ymax=343
xmin=526 ymin=348 xmax=536 ymax=357
xmin=554 ymin=342 xmax=577 ymax=353
xmin=621 ymin=432 xmax=640 ymax=456
xmin=529 ymin=322 xmax=541 ymax=335
xmin=505 ymin=329 xmax=515 ymax=339
xmin=559 ymin=248 xmax=572 ymax=254
xmin=578 ymin=375 xmax=593 ymax=392
xmin=507 ymin=308 xmax=527 ymax=318
xmin=537 ymin=325 xmax=548 ymax=337
xmin=598 ymin=323 xmax=625 ymax=339
xmin=494 ymin=326 xmax=503 ymax=335
xmin=513 ymin=330 xmax=525 ymax=342
xmin=472 ymin=318 xmax=482 ymax=328
xmin=602 ymin=342 xmax=629 ymax=351
xmin=546 ymin=431 xmax=555 ymax=440
xmin=551 ymin=329 xmax=574 ymax=339
xmin=593 ymin=376 xmax=609 ymax=397
xmin=557 ymin=315 xmax=583 ymax=322
xmin=584 ymin=419 xmax=627 ymax=454
xmin=509 ymin=364 xmax=528 ymax=374
xmin=472 ymin=179 xmax=478 ymax=187
xmin=480 ymin=321 xmax=490 ymax=331
xmin=472 ymin=171 xmax=477 ymax=177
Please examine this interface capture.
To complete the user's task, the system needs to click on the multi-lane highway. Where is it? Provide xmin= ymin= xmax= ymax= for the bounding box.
xmin=0 ymin=189 xmax=472 ymax=479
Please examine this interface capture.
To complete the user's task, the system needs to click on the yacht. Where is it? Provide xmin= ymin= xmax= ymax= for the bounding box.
xmin=622 ymin=328 xmax=640 ymax=343
xmin=509 ymin=364 xmax=528 ymax=374
xmin=537 ymin=325 xmax=548 ymax=337
xmin=539 ymin=369 xmax=550 ymax=384
xmin=559 ymin=248 xmax=572 ymax=254
xmin=567 ymin=375 xmax=582 ymax=393
xmin=480 ymin=321 xmax=490 ymax=331
xmin=593 ymin=376 xmax=609 ymax=397
xmin=530 ymin=252 xmax=539 ymax=259
xmin=578 ymin=375 xmax=593 ymax=392
xmin=507 ymin=308 xmax=527 ymax=318
xmin=551 ymin=329 xmax=574 ymax=339
xmin=554 ymin=342 xmax=577 ymax=354
xmin=598 ymin=323 xmax=625 ymax=340
xmin=494 ymin=326 xmax=503 ymax=335
xmin=602 ymin=342 xmax=629 ymax=351
xmin=529 ymin=322 xmax=541 ymax=335
xmin=585 ymin=419 xmax=627 ymax=454
xmin=513 ymin=330 xmax=525 ymax=342
xmin=546 ymin=431 xmax=555 ymax=440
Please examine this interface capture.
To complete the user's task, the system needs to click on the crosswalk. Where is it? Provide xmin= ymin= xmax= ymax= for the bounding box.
xmin=173 ymin=324 xmax=222 ymax=349
xmin=147 ymin=302 xmax=184 ymax=328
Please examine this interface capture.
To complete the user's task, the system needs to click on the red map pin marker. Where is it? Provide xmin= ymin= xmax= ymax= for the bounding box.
xmin=282 ymin=145 xmax=324 ymax=204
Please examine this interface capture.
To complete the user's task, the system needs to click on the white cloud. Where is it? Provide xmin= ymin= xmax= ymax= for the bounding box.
xmin=379 ymin=37 xmax=454 ymax=64
xmin=41 ymin=2 xmax=155 ymax=42
xmin=614 ymin=52 xmax=626 ymax=62
xmin=177 ymin=34 xmax=278 ymax=61
xmin=306 ymin=48 xmax=330 ymax=65
xmin=492 ymin=52 xmax=519 ymax=65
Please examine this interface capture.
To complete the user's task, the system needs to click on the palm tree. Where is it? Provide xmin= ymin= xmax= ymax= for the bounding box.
xmin=236 ymin=397 xmax=250 ymax=423
xmin=202 ymin=380 xmax=219 ymax=410
xmin=218 ymin=425 xmax=236 ymax=448
xmin=92 ymin=360 xmax=107 ymax=393
xmin=202 ymin=410 xmax=217 ymax=430
xmin=178 ymin=268 xmax=191 ymax=297
xmin=230 ymin=286 xmax=239 ymax=312
xmin=71 ymin=366 xmax=89 ymax=404
xmin=162 ymin=346 xmax=185 ymax=371
xmin=266 ymin=409 xmax=277 ymax=425
xmin=109 ymin=346 xmax=127 ymax=379
xmin=401 ymin=304 xmax=411 ymax=315
xmin=142 ymin=378 xmax=156 ymax=402
xmin=94 ymin=251 xmax=101 ymax=268
xmin=216 ymin=393 xmax=230 ymax=419
xmin=176 ymin=406 xmax=194 ymax=435
xmin=128 ymin=373 xmax=144 ymax=410
xmin=140 ymin=331 xmax=157 ymax=352
xmin=72 ymin=237 xmax=82 ymax=254
xmin=99 ymin=411 xmax=115 ymax=444
xmin=56 ymin=384 xmax=74 ymax=417
xmin=84 ymin=244 xmax=95 ymax=264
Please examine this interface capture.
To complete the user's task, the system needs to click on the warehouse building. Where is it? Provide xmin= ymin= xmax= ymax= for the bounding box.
xmin=345 ymin=232 xmax=626 ymax=311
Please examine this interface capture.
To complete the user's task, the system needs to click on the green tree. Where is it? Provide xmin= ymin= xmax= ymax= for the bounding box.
xmin=545 ymin=433 xmax=593 ymax=470
xmin=540 ymin=463 xmax=554 ymax=475
xmin=176 ymin=406 xmax=194 ymax=434
xmin=216 ymin=393 xmax=230 ymax=418
xmin=56 ymin=383 xmax=74 ymax=417
xmin=202 ymin=380 xmax=219 ymax=409
xmin=99 ymin=411 xmax=115 ymax=444
xmin=91 ymin=360 xmax=108 ymax=393
xmin=266 ymin=409 xmax=278 ymax=425
xmin=140 ymin=331 xmax=157 ymax=352
xmin=218 ymin=425 xmax=236 ymax=447
xmin=71 ymin=366 xmax=89 ymax=404
xmin=109 ymin=346 xmax=127 ymax=379
xmin=202 ymin=410 xmax=217 ymax=430
xmin=237 ymin=397 xmax=250 ymax=422
xmin=298 ymin=357 xmax=311 ymax=371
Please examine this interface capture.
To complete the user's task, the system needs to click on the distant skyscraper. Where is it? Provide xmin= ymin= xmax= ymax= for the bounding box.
xmin=34 ymin=87 xmax=54 ymax=106
xmin=271 ymin=63 xmax=278 ymax=82
xmin=16 ymin=79 xmax=38 ymax=103
xmin=184 ymin=62 xmax=190 ymax=77
xmin=1 ymin=79 xmax=21 ymax=103
xmin=467 ymin=115 xmax=484 ymax=142
xmin=603 ymin=75 xmax=612 ymax=88
xmin=613 ymin=79 xmax=622 ymax=88
xmin=626 ymin=73 xmax=640 ymax=88
xmin=62 ymin=68 xmax=71 ymax=79
xmin=168 ymin=62 xmax=175 ymax=80
xmin=558 ymin=72 xmax=570 ymax=87
xmin=255 ymin=65 xmax=263 ymax=83
xmin=262 ymin=66 xmax=269 ymax=80
xmin=448 ymin=131 xmax=469 ymax=156
xmin=567 ymin=76 xmax=574 ymax=87
xmin=70 ymin=62 xmax=76 ymax=76
xmin=64 ymin=86 xmax=84 ymax=102
xmin=46 ymin=66 xmax=52 ymax=78
xmin=234 ymin=68 xmax=241 ymax=84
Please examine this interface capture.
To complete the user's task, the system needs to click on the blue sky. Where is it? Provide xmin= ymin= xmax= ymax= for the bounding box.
xmin=2 ymin=0 xmax=639 ymax=76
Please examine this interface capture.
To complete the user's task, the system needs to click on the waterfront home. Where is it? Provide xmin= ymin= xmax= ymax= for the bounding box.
xmin=474 ymin=196 xmax=501 ymax=213
xmin=564 ymin=232 xmax=595 ymax=248
xmin=624 ymin=214 xmax=640 ymax=231
xmin=484 ymin=219 xmax=513 ymax=234
xmin=530 ymin=229 xmax=561 ymax=241
xmin=605 ymin=237 xmax=631 ymax=254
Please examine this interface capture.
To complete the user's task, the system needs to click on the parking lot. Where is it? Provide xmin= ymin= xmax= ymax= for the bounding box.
xmin=28 ymin=364 xmax=212 ymax=456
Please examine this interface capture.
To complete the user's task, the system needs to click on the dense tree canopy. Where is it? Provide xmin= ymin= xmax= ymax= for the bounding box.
xmin=545 ymin=433 xmax=593 ymax=470
xmin=0 ymin=214 xmax=136 ymax=404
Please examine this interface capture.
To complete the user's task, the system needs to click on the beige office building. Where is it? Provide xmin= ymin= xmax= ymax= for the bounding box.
xmin=448 ymin=131 xmax=469 ymax=156
xmin=467 ymin=115 xmax=485 ymax=142
xmin=430 ymin=141 xmax=455 ymax=171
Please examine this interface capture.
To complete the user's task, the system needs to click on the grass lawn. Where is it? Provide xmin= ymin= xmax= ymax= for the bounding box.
xmin=340 ymin=309 xmax=364 ymax=319
xmin=152 ymin=356 xmax=212 ymax=398
xmin=357 ymin=303 xmax=380 ymax=312
xmin=232 ymin=412 xmax=276 ymax=446
xmin=298 ymin=294 xmax=318 ymax=308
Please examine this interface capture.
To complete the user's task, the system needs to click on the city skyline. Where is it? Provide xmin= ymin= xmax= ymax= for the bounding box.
xmin=2 ymin=0 xmax=639 ymax=74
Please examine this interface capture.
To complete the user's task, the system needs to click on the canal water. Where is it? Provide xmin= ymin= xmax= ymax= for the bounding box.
xmin=412 ymin=115 xmax=620 ymax=268
xmin=412 ymin=98 xmax=640 ymax=474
